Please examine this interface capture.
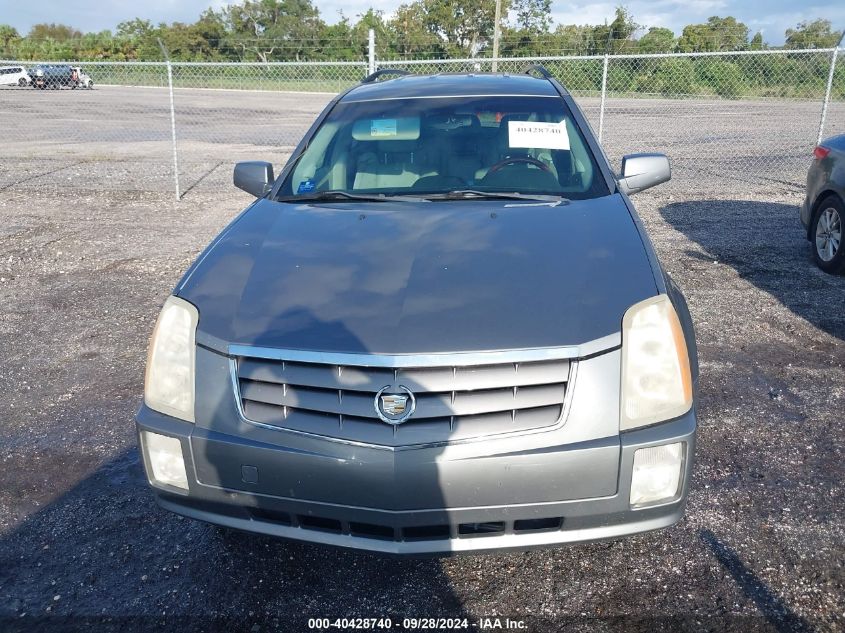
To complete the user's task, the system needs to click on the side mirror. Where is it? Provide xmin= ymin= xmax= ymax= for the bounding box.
xmin=617 ymin=153 xmax=670 ymax=195
xmin=234 ymin=161 xmax=274 ymax=197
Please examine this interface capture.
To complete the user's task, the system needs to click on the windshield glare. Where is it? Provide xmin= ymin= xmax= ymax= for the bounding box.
xmin=280 ymin=95 xmax=608 ymax=200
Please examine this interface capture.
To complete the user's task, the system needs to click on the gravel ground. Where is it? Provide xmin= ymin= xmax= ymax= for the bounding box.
xmin=0 ymin=89 xmax=844 ymax=632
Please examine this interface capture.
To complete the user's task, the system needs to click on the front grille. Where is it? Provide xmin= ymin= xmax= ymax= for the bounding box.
xmin=235 ymin=353 xmax=572 ymax=447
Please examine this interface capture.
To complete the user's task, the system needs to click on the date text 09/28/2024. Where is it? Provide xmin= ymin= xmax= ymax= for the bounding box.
xmin=307 ymin=617 xmax=528 ymax=630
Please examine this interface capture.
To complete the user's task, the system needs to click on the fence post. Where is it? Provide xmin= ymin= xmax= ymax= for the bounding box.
xmin=598 ymin=54 xmax=609 ymax=142
xmin=817 ymin=45 xmax=841 ymax=145
xmin=492 ymin=0 xmax=502 ymax=72
xmin=158 ymin=39 xmax=181 ymax=201
xmin=368 ymin=29 xmax=376 ymax=75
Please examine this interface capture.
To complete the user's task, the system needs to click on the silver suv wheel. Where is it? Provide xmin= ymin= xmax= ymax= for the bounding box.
xmin=815 ymin=207 xmax=841 ymax=262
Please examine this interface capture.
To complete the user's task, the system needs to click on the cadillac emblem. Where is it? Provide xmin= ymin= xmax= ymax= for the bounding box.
xmin=374 ymin=385 xmax=416 ymax=425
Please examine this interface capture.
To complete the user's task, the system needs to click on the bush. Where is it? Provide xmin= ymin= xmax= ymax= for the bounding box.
xmin=696 ymin=60 xmax=745 ymax=99
xmin=639 ymin=58 xmax=696 ymax=96
xmin=548 ymin=59 xmax=603 ymax=93
xmin=606 ymin=64 xmax=635 ymax=93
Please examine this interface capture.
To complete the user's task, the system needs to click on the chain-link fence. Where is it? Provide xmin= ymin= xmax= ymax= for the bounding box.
xmin=0 ymin=49 xmax=842 ymax=200
xmin=0 ymin=60 xmax=365 ymax=197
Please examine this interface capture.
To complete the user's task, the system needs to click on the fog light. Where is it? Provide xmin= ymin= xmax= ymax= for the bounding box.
xmin=630 ymin=442 xmax=683 ymax=507
xmin=143 ymin=431 xmax=188 ymax=491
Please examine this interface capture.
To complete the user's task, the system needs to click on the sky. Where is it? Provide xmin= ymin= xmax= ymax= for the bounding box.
xmin=1 ymin=0 xmax=843 ymax=46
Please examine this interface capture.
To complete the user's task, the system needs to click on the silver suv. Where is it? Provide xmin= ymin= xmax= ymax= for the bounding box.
xmin=136 ymin=67 xmax=699 ymax=554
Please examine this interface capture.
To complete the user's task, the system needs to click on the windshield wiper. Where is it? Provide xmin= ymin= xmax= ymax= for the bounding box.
xmin=277 ymin=191 xmax=427 ymax=203
xmin=423 ymin=190 xmax=568 ymax=204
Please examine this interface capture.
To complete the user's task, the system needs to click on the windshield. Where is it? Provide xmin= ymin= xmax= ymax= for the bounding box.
xmin=278 ymin=95 xmax=609 ymax=201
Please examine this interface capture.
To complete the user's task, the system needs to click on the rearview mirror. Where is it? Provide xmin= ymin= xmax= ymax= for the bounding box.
xmin=617 ymin=153 xmax=670 ymax=195
xmin=234 ymin=161 xmax=274 ymax=197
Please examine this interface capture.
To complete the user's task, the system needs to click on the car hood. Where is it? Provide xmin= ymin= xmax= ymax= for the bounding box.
xmin=177 ymin=194 xmax=657 ymax=354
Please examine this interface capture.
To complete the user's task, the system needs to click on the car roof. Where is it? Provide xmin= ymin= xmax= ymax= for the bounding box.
xmin=341 ymin=73 xmax=562 ymax=103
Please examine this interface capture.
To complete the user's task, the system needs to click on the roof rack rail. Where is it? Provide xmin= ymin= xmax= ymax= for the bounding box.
xmin=362 ymin=68 xmax=411 ymax=83
xmin=523 ymin=64 xmax=553 ymax=80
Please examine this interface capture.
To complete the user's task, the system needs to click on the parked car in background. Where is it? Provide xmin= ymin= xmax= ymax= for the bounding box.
xmin=0 ymin=65 xmax=31 ymax=87
xmin=136 ymin=67 xmax=699 ymax=554
xmin=71 ymin=66 xmax=94 ymax=89
xmin=29 ymin=64 xmax=73 ymax=89
xmin=801 ymin=135 xmax=845 ymax=274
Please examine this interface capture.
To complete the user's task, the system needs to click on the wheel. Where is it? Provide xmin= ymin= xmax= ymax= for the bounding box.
xmin=18 ymin=77 xmax=27 ymax=87
xmin=811 ymin=195 xmax=845 ymax=274
xmin=87 ymin=81 xmax=93 ymax=89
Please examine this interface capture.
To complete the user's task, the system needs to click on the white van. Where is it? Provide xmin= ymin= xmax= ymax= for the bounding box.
xmin=0 ymin=66 xmax=31 ymax=87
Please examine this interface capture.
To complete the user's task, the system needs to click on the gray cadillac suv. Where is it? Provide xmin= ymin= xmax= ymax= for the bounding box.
xmin=136 ymin=67 xmax=699 ymax=554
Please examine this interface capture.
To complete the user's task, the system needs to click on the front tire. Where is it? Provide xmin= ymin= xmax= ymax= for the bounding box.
xmin=811 ymin=195 xmax=845 ymax=274
xmin=18 ymin=77 xmax=27 ymax=87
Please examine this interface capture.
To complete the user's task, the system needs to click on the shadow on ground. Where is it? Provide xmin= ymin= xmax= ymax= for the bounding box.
xmin=0 ymin=448 xmax=467 ymax=631
xmin=660 ymin=200 xmax=845 ymax=341
xmin=699 ymin=529 xmax=814 ymax=633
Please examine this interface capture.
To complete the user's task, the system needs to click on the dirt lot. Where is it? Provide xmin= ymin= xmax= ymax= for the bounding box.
xmin=0 ymin=86 xmax=844 ymax=632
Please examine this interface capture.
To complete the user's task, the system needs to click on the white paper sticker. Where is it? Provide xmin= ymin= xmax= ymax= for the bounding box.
xmin=508 ymin=120 xmax=570 ymax=150
xmin=370 ymin=119 xmax=398 ymax=137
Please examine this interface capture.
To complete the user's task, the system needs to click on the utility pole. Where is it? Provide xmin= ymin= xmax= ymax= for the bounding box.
xmin=492 ymin=0 xmax=502 ymax=72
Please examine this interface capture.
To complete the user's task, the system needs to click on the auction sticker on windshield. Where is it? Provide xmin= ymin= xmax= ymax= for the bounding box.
xmin=508 ymin=120 xmax=570 ymax=150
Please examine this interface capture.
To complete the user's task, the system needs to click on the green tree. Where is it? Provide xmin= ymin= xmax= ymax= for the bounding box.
xmin=785 ymin=19 xmax=842 ymax=49
xmin=115 ymin=19 xmax=161 ymax=59
xmin=320 ymin=15 xmax=359 ymax=60
xmin=547 ymin=24 xmax=594 ymax=55
xmin=749 ymin=31 xmax=764 ymax=50
xmin=223 ymin=0 xmax=326 ymax=62
xmin=27 ymin=23 xmax=83 ymax=41
xmin=638 ymin=27 xmax=675 ymax=53
xmin=388 ymin=2 xmax=446 ymax=58
xmin=0 ymin=24 xmax=20 ymax=56
xmin=511 ymin=0 xmax=552 ymax=34
xmin=677 ymin=16 xmax=749 ymax=52
xmin=421 ymin=0 xmax=502 ymax=56
xmin=591 ymin=6 xmax=638 ymax=54
xmin=351 ymin=8 xmax=392 ymax=58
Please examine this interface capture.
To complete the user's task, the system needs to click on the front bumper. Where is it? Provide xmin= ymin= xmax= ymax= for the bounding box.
xmin=136 ymin=405 xmax=696 ymax=555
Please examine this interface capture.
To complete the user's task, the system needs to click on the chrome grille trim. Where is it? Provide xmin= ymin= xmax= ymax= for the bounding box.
xmin=228 ymin=334 xmax=619 ymax=367
xmin=229 ymin=347 xmax=583 ymax=448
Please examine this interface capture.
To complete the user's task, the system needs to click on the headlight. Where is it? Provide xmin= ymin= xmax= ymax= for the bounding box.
xmin=144 ymin=296 xmax=198 ymax=422
xmin=620 ymin=295 xmax=692 ymax=430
